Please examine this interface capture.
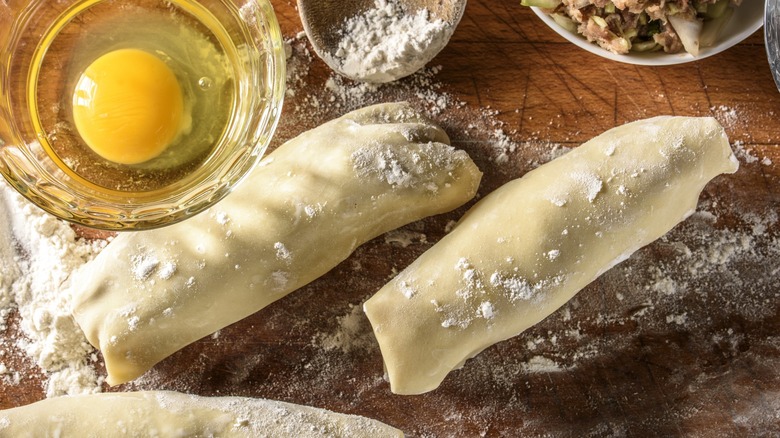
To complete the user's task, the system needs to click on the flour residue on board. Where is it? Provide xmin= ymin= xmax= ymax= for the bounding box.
xmin=314 ymin=304 xmax=378 ymax=354
xmin=0 ymin=181 xmax=106 ymax=397
xmin=282 ymin=33 xmax=569 ymax=171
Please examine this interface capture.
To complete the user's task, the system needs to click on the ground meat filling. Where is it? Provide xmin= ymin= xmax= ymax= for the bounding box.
xmin=541 ymin=0 xmax=741 ymax=55
xmin=654 ymin=21 xmax=684 ymax=53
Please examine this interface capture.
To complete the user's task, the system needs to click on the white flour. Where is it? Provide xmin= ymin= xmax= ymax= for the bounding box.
xmin=0 ymin=181 xmax=106 ymax=397
xmin=351 ymin=142 xmax=468 ymax=191
xmin=332 ymin=0 xmax=452 ymax=83
xmin=0 ymin=206 xmax=19 ymax=329
xmin=315 ymin=304 xmax=377 ymax=354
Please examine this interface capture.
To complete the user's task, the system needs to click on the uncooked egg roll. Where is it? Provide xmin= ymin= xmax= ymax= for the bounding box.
xmin=71 ymin=102 xmax=482 ymax=385
xmin=0 ymin=390 xmax=404 ymax=437
xmin=364 ymin=116 xmax=739 ymax=394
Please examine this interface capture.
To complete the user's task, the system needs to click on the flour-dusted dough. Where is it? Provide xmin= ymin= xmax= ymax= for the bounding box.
xmin=0 ymin=188 xmax=20 ymax=298
xmin=71 ymin=102 xmax=482 ymax=385
xmin=364 ymin=116 xmax=739 ymax=395
xmin=0 ymin=390 xmax=403 ymax=437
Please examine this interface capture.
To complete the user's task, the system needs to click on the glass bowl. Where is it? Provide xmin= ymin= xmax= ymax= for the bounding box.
xmin=530 ymin=0 xmax=763 ymax=66
xmin=0 ymin=0 xmax=285 ymax=230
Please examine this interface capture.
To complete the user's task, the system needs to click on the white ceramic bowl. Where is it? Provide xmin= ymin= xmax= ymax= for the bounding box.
xmin=531 ymin=0 xmax=763 ymax=66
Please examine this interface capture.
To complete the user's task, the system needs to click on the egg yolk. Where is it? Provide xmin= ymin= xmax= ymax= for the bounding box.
xmin=72 ymin=49 xmax=184 ymax=165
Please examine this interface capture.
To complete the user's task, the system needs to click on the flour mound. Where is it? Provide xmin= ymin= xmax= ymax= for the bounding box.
xmin=333 ymin=0 xmax=452 ymax=83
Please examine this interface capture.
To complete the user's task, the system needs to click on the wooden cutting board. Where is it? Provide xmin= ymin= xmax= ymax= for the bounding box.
xmin=1 ymin=1 xmax=779 ymax=436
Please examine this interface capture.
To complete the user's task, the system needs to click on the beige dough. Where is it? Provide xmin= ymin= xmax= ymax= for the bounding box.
xmin=0 ymin=390 xmax=403 ymax=437
xmin=0 ymin=189 xmax=19 ymax=298
xmin=71 ymin=102 xmax=482 ymax=385
xmin=364 ymin=116 xmax=739 ymax=395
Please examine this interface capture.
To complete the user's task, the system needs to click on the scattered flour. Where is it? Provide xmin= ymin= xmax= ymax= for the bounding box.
xmin=383 ymin=229 xmax=427 ymax=248
xmin=0 ymin=181 xmax=106 ymax=397
xmin=711 ymin=105 xmax=739 ymax=130
xmin=571 ymin=171 xmax=603 ymax=203
xmin=131 ymin=253 xmax=160 ymax=281
xmin=157 ymin=262 xmax=177 ymax=280
xmin=666 ymin=313 xmax=688 ymax=325
xmin=283 ymin=34 xmax=568 ymax=171
xmin=522 ymin=355 xmax=566 ymax=373
xmin=274 ymin=242 xmax=292 ymax=261
xmin=732 ymin=140 xmax=774 ymax=166
xmin=0 ymin=207 xmax=20 ymax=331
xmin=316 ymin=304 xmax=377 ymax=354
xmin=351 ymin=142 xmax=466 ymax=191
xmin=332 ymin=0 xmax=452 ymax=83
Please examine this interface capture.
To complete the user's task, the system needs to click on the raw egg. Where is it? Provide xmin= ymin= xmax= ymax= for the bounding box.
xmin=72 ymin=49 xmax=185 ymax=165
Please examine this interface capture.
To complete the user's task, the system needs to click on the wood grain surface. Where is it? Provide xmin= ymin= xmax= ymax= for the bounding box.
xmin=2 ymin=1 xmax=780 ymax=437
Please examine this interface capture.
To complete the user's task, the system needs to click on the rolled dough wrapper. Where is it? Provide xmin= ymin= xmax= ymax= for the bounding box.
xmin=364 ymin=116 xmax=739 ymax=395
xmin=71 ymin=102 xmax=482 ymax=385
xmin=0 ymin=390 xmax=404 ymax=437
